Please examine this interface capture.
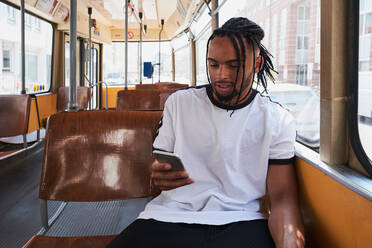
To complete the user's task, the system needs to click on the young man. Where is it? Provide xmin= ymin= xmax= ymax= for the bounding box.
xmin=107 ymin=17 xmax=305 ymax=248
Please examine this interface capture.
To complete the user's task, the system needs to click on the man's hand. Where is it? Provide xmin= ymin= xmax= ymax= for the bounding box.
xmin=151 ymin=160 xmax=194 ymax=191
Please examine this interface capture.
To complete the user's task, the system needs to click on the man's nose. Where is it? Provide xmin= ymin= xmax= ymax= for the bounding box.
xmin=217 ymin=65 xmax=230 ymax=80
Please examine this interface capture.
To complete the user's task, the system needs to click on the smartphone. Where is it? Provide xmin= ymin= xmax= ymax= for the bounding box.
xmin=152 ymin=150 xmax=185 ymax=171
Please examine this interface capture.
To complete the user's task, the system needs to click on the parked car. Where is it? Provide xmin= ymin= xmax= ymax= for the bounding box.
xmin=256 ymin=82 xmax=320 ymax=147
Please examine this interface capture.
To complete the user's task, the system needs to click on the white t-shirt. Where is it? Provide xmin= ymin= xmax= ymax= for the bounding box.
xmin=138 ymin=85 xmax=296 ymax=225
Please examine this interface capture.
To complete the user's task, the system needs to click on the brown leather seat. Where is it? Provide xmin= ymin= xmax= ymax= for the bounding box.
xmin=155 ymin=82 xmax=188 ymax=90
xmin=0 ymin=94 xmax=31 ymax=138
xmin=57 ymin=86 xmax=90 ymax=111
xmin=159 ymin=91 xmax=176 ymax=109
xmin=116 ymin=89 xmax=175 ymax=111
xmin=23 ymin=235 xmax=116 ymax=248
xmin=23 ymin=110 xmax=162 ymax=247
xmin=135 ymin=84 xmax=157 ymax=90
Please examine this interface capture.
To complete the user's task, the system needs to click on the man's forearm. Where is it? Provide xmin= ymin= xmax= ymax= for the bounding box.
xmin=268 ymin=200 xmax=305 ymax=248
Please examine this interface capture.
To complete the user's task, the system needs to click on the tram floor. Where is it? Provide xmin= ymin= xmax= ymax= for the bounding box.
xmin=0 ymin=143 xmax=47 ymax=248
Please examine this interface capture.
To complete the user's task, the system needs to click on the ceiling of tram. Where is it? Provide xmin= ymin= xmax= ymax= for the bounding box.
xmin=88 ymin=0 xmax=187 ymax=29
xmin=14 ymin=0 xmax=202 ymax=41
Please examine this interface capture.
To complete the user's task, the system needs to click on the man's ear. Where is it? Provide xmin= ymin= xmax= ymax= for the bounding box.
xmin=255 ymin=56 xmax=264 ymax=73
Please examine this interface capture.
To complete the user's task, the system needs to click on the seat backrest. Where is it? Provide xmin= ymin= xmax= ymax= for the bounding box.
xmin=155 ymin=82 xmax=188 ymax=90
xmin=116 ymin=90 xmax=175 ymax=111
xmin=135 ymin=84 xmax=157 ymax=90
xmin=159 ymin=91 xmax=175 ymax=109
xmin=57 ymin=86 xmax=90 ymax=111
xmin=39 ymin=110 xmax=162 ymax=201
xmin=0 ymin=94 xmax=31 ymax=137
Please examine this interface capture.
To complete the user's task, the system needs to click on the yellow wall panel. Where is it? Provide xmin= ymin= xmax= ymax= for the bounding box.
xmin=296 ymin=158 xmax=372 ymax=248
xmin=27 ymin=94 xmax=57 ymax=133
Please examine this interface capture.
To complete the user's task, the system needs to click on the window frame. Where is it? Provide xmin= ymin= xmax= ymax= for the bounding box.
xmin=348 ymin=0 xmax=372 ymax=176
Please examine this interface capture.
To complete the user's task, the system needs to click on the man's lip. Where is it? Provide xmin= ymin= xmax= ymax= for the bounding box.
xmin=215 ymin=82 xmax=233 ymax=87
xmin=215 ymin=83 xmax=233 ymax=94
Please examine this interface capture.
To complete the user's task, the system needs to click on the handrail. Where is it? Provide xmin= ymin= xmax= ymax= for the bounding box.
xmin=29 ymin=94 xmax=41 ymax=142
xmin=87 ymin=80 xmax=109 ymax=110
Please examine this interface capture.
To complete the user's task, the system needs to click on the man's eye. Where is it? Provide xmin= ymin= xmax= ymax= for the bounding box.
xmin=229 ymin=64 xmax=239 ymax=68
xmin=209 ymin=63 xmax=218 ymax=67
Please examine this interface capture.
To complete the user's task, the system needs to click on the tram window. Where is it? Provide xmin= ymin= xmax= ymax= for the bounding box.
xmin=7 ymin=5 xmax=15 ymax=23
xmin=0 ymin=1 xmax=53 ymax=94
xmin=171 ymin=33 xmax=188 ymax=50
xmin=190 ymin=3 xmax=211 ymax=37
xmin=174 ymin=45 xmax=191 ymax=85
xmin=195 ymin=26 xmax=212 ymax=85
xmin=85 ymin=48 xmax=98 ymax=85
xmin=357 ymin=1 xmax=372 ymax=165
xmin=218 ymin=0 xmax=321 ymax=148
xmin=172 ymin=33 xmax=191 ymax=85
xmin=2 ymin=50 xmax=11 ymax=72
xmin=103 ymin=41 xmax=172 ymax=85
xmin=65 ymin=42 xmax=70 ymax=86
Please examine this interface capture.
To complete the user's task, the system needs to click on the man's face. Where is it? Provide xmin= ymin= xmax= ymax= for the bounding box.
xmin=207 ymin=36 xmax=261 ymax=105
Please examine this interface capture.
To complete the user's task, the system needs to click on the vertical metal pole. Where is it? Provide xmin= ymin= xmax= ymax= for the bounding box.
xmin=139 ymin=12 xmax=143 ymax=84
xmin=20 ymin=0 xmax=26 ymax=94
xmin=40 ymin=200 xmax=49 ymax=231
xmin=211 ymin=0 xmax=219 ymax=30
xmin=158 ymin=19 xmax=164 ymax=83
xmin=191 ymin=39 xmax=196 ymax=86
xmin=124 ymin=0 xmax=129 ymax=90
xmin=68 ymin=0 xmax=78 ymax=111
xmin=88 ymin=7 xmax=92 ymax=109
xmin=171 ymin=48 xmax=175 ymax=81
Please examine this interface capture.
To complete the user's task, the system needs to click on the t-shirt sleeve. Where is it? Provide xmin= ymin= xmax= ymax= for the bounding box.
xmin=268 ymin=110 xmax=296 ymax=165
xmin=152 ymin=95 xmax=176 ymax=152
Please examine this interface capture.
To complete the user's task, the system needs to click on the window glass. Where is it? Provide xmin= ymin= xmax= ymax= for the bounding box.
xmin=103 ymin=41 xmax=172 ymax=86
xmin=171 ymin=33 xmax=189 ymax=51
xmin=86 ymin=47 xmax=98 ymax=86
xmin=219 ymin=0 xmax=320 ymax=147
xmin=358 ymin=1 xmax=372 ymax=160
xmin=86 ymin=48 xmax=98 ymax=108
xmin=195 ymin=26 xmax=212 ymax=85
xmin=175 ymin=45 xmax=191 ymax=85
xmin=0 ymin=2 xmax=53 ymax=94
xmin=190 ymin=4 xmax=211 ymax=38
xmin=65 ymin=42 xmax=70 ymax=86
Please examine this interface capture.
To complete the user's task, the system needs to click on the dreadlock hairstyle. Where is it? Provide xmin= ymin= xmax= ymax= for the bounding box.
xmin=206 ymin=17 xmax=277 ymax=109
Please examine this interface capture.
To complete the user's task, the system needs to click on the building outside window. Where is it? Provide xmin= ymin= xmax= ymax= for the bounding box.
xmin=7 ymin=6 xmax=15 ymax=23
xmin=0 ymin=1 xmax=53 ymax=94
xmin=25 ymin=53 xmax=38 ymax=84
xmin=2 ymin=50 xmax=11 ymax=72
xmin=271 ymin=14 xmax=278 ymax=68
xmin=358 ymin=0 xmax=372 ymax=161
xmin=25 ymin=13 xmax=33 ymax=30
xmin=359 ymin=11 xmax=372 ymax=71
xmin=295 ymin=4 xmax=311 ymax=85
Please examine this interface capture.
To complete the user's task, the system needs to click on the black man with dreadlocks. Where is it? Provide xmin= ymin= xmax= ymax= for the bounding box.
xmin=107 ymin=17 xmax=305 ymax=248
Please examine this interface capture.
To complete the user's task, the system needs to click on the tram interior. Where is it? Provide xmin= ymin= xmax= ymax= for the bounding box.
xmin=0 ymin=0 xmax=371 ymax=247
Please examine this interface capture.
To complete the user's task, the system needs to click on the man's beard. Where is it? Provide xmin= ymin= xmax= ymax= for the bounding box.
xmin=212 ymin=84 xmax=238 ymax=102
xmin=212 ymin=76 xmax=252 ymax=104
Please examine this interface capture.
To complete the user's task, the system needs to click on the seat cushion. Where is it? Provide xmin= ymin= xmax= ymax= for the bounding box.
xmin=22 ymin=235 xmax=116 ymax=248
